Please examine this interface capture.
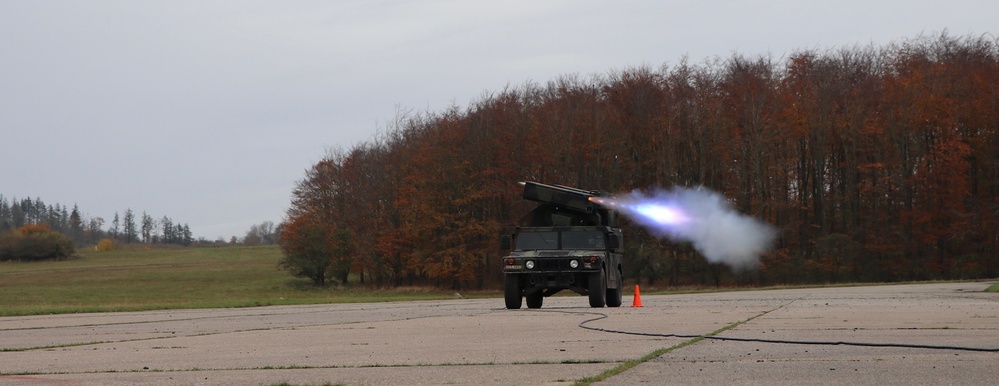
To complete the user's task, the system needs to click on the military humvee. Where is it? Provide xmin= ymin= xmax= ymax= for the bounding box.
xmin=500 ymin=181 xmax=624 ymax=309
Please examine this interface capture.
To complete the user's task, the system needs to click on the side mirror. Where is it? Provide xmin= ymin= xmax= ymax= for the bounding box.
xmin=500 ymin=235 xmax=511 ymax=250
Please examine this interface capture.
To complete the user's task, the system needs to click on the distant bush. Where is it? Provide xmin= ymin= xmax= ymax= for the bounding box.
xmin=0 ymin=224 xmax=75 ymax=262
xmin=95 ymin=238 xmax=117 ymax=252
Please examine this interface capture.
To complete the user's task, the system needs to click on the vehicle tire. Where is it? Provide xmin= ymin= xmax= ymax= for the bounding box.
xmin=588 ymin=269 xmax=606 ymax=308
xmin=526 ymin=290 xmax=543 ymax=309
xmin=504 ymin=274 xmax=522 ymax=309
xmin=605 ymin=268 xmax=623 ymax=307
xmin=606 ymin=286 xmax=622 ymax=307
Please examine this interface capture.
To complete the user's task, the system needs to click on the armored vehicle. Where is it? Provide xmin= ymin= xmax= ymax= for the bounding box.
xmin=500 ymin=181 xmax=624 ymax=309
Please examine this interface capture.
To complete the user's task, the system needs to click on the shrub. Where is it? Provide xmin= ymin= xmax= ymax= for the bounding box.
xmin=0 ymin=225 xmax=76 ymax=262
xmin=95 ymin=238 xmax=117 ymax=252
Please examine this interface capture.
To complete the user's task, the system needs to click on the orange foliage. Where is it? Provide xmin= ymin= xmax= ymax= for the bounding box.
xmin=18 ymin=223 xmax=51 ymax=236
xmin=281 ymin=33 xmax=998 ymax=288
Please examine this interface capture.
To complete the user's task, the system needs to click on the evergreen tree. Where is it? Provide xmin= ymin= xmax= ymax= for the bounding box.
xmin=47 ymin=204 xmax=58 ymax=230
xmin=0 ymin=195 xmax=190 ymax=247
xmin=141 ymin=212 xmax=154 ymax=243
xmin=111 ymin=212 xmax=120 ymax=240
xmin=123 ymin=209 xmax=136 ymax=244
xmin=161 ymin=216 xmax=174 ymax=244
xmin=60 ymin=205 xmax=70 ymax=231
xmin=0 ymin=195 xmax=10 ymax=231
xmin=69 ymin=204 xmax=84 ymax=245
xmin=33 ymin=198 xmax=45 ymax=224
xmin=181 ymin=224 xmax=192 ymax=246
xmin=11 ymin=203 xmax=25 ymax=228
xmin=18 ymin=198 xmax=32 ymax=224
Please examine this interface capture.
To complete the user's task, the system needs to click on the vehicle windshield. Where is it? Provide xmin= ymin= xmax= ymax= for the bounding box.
xmin=515 ymin=232 xmax=557 ymax=250
xmin=562 ymin=231 xmax=605 ymax=250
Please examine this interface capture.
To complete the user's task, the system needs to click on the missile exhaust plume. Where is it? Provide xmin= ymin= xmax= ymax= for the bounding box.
xmin=592 ymin=187 xmax=777 ymax=270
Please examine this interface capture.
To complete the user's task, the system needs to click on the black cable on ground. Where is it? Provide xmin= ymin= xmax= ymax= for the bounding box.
xmin=566 ymin=310 xmax=999 ymax=353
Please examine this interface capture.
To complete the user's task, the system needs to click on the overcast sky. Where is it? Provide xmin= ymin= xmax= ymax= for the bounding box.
xmin=1 ymin=1 xmax=995 ymax=240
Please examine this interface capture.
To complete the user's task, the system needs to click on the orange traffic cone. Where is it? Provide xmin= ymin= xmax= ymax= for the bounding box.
xmin=632 ymin=284 xmax=643 ymax=307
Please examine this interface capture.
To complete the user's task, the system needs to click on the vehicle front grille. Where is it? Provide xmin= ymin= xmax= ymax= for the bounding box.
xmin=536 ymin=258 xmax=568 ymax=271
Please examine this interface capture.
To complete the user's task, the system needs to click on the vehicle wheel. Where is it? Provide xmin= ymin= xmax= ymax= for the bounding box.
xmin=606 ymin=285 xmax=622 ymax=307
xmin=504 ymin=274 xmax=522 ymax=309
xmin=606 ymin=268 xmax=623 ymax=307
xmin=588 ymin=269 xmax=606 ymax=308
xmin=526 ymin=291 xmax=543 ymax=309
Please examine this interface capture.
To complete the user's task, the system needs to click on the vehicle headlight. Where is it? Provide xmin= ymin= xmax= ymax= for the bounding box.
xmin=569 ymin=259 xmax=579 ymax=269
xmin=525 ymin=260 xmax=535 ymax=270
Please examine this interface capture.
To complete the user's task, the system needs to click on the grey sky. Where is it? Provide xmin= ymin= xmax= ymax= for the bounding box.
xmin=1 ymin=1 xmax=995 ymax=240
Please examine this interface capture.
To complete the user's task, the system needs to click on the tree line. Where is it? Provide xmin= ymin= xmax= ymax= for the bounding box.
xmin=0 ymin=195 xmax=193 ymax=247
xmin=280 ymin=33 xmax=998 ymax=288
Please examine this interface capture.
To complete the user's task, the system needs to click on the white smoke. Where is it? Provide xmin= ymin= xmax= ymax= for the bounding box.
xmin=607 ymin=187 xmax=777 ymax=270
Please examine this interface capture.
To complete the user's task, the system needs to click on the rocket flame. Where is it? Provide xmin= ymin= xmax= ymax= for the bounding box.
xmin=595 ymin=196 xmax=689 ymax=225
xmin=592 ymin=187 xmax=777 ymax=270
xmin=631 ymin=203 xmax=689 ymax=225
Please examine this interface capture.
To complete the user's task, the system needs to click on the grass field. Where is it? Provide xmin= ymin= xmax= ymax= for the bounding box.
xmin=3 ymin=246 xmax=995 ymax=317
xmin=0 ymin=246 xmax=468 ymax=316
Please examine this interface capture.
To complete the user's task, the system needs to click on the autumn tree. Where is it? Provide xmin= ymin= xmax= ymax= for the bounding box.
xmin=284 ymin=32 xmax=998 ymax=288
xmin=277 ymin=214 xmax=331 ymax=285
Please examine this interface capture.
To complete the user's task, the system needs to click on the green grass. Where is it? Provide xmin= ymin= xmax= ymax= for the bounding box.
xmin=4 ymin=247 xmax=994 ymax=317
xmin=986 ymin=284 xmax=999 ymax=292
xmin=0 ymin=246 xmax=463 ymax=316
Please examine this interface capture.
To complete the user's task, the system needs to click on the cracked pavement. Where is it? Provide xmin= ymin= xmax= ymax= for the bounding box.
xmin=2 ymin=281 xmax=997 ymax=385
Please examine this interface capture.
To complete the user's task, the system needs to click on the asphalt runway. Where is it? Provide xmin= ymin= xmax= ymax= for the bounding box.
xmin=2 ymin=281 xmax=997 ymax=385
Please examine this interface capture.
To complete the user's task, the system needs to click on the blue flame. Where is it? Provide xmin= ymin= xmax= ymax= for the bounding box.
xmin=629 ymin=202 xmax=689 ymax=226
xmin=592 ymin=195 xmax=690 ymax=231
xmin=592 ymin=187 xmax=777 ymax=271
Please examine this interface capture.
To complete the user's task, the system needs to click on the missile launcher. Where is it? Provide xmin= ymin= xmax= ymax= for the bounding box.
xmin=500 ymin=181 xmax=625 ymax=309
